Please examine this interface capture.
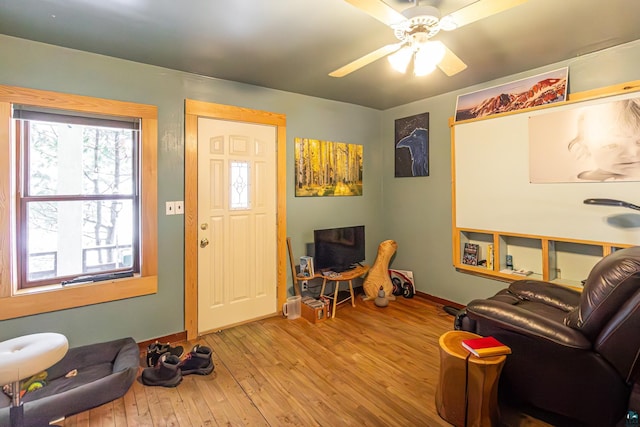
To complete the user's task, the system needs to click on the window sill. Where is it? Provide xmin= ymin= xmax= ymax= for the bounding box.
xmin=0 ymin=275 xmax=157 ymax=320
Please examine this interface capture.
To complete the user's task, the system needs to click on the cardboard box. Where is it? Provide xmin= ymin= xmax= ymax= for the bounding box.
xmin=301 ymin=298 xmax=328 ymax=323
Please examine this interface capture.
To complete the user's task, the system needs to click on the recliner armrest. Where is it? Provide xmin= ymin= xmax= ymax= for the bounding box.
xmin=466 ymin=299 xmax=591 ymax=348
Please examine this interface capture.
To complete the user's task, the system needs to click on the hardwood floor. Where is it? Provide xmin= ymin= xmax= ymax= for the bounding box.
xmin=59 ymin=296 xmax=551 ymax=426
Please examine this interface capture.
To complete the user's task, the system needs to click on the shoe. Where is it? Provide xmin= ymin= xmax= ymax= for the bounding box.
xmin=141 ymin=354 xmax=183 ymax=387
xmin=179 ymin=344 xmax=215 ymax=375
xmin=146 ymin=341 xmax=184 ymax=367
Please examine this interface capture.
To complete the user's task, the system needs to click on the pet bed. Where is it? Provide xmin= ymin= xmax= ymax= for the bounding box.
xmin=0 ymin=336 xmax=139 ymax=426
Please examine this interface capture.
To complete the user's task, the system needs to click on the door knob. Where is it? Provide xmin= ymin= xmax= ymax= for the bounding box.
xmin=200 ymin=238 xmax=209 ymax=248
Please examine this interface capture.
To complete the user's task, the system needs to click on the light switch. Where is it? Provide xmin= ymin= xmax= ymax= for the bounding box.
xmin=175 ymin=201 xmax=184 ymax=215
xmin=166 ymin=201 xmax=175 ymax=215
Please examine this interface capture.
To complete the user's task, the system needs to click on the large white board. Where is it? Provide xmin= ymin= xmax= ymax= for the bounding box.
xmin=454 ymin=91 xmax=640 ymax=245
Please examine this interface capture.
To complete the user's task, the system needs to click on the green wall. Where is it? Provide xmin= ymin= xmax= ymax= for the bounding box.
xmin=0 ymin=35 xmax=383 ymax=346
xmin=1 ymin=33 xmax=638 ymax=346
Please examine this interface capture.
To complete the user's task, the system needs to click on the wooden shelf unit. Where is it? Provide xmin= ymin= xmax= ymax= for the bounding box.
xmin=454 ymin=228 xmax=631 ymax=289
xmin=450 ymin=81 xmax=640 ymax=290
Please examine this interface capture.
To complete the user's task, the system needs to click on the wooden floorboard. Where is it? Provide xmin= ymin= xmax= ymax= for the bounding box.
xmin=59 ymin=296 xmax=551 ymax=426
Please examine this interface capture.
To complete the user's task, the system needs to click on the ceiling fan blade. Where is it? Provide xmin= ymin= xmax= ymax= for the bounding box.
xmin=329 ymin=43 xmax=402 ymax=78
xmin=436 ymin=42 xmax=467 ymax=76
xmin=344 ymin=0 xmax=406 ymax=26
xmin=442 ymin=0 xmax=528 ymax=30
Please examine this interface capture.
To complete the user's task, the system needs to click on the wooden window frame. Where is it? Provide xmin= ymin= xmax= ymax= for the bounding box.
xmin=0 ymin=85 xmax=158 ymax=320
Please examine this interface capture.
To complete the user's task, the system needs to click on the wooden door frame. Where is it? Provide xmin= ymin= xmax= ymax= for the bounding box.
xmin=184 ymin=99 xmax=287 ymax=340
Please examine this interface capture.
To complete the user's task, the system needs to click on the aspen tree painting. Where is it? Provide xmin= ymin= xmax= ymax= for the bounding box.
xmin=294 ymin=137 xmax=363 ymax=197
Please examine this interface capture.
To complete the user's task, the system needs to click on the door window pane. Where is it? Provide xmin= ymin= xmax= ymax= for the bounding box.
xmin=230 ymin=161 xmax=250 ymax=209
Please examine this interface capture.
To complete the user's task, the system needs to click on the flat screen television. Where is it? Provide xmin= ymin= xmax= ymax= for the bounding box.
xmin=313 ymin=225 xmax=365 ymax=272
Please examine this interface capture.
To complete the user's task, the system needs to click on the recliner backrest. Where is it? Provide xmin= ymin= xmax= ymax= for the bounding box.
xmin=564 ymin=246 xmax=640 ymax=341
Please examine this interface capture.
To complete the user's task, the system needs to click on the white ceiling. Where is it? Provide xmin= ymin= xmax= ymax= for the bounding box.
xmin=1 ymin=0 xmax=639 ymax=110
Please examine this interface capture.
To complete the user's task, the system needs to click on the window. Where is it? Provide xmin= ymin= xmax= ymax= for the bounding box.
xmin=0 ymin=85 xmax=158 ymax=320
xmin=16 ymin=108 xmax=139 ymax=288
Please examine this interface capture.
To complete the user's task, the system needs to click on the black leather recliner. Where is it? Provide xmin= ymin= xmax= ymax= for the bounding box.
xmin=458 ymin=246 xmax=640 ymax=427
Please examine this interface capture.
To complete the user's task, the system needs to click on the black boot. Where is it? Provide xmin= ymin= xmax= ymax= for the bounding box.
xmin=146 ymin=341 xmax=184 ymax=367
xmin=141 ymin=353 xmax=183 ymax=387
xmin=179 ymin=344 xmax=215 ymax=375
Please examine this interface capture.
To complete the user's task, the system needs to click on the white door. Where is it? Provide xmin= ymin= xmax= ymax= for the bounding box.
xmin=197 ymin=117 xmax=277 ymax=333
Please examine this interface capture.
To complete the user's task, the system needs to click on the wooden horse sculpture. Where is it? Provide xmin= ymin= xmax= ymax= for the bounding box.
xmin=362 ymin=240 xmax=398 ymax=301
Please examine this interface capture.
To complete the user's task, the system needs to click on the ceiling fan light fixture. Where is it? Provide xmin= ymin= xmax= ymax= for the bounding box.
xmin=412 ymin=41 xmax=445 ymax=76
xmin=421 ymin=41 xmax=446 ymax=64
xmin=387 ymin=45 xmax=413 ymax=73
xmin=413 ymin=58 xmax=436 ymax=76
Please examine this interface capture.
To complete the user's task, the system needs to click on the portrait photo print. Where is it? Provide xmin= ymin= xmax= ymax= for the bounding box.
xmin=395 ymin=112 xmax=429 ymax=177
xmin=529 ymin=94 xmax=640 ymax=183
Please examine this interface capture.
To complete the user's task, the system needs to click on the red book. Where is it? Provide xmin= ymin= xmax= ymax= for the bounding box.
xmin=461 ymin=336 xmax=511 ymax=358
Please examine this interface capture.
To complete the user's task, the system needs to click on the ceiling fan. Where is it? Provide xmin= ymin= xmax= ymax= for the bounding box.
xmin=330 ymin=0 xmax=529 ymax=77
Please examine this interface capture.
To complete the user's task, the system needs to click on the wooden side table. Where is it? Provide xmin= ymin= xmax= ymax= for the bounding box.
xmin=318 ymin=265 xmax=370 ymax=318
xmin=435 ymin=330 xmax=507 ymax=427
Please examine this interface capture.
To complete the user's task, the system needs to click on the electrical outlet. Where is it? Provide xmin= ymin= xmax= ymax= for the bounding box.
xmin=175 ymin=201 xmax=184 ymax=215
xmin=301 ymin=281 xmax=308 ymax=292
xmin=165 ymin=201 xmax=175 ymax=215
